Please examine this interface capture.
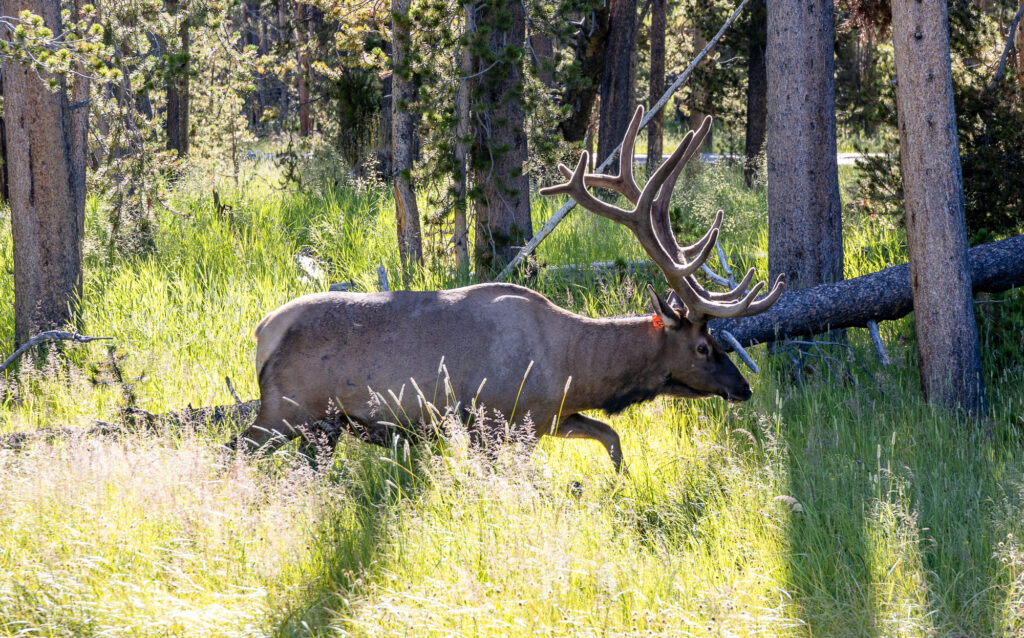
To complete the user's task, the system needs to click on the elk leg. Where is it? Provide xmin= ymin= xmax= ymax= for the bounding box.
xmin=550 ymin=413 xmax=624 ymax=472
xmin=227 ymin=395 xmax=309 ymax=454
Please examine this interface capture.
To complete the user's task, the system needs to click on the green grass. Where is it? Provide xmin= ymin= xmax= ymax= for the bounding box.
xmin=0 ymin=161 xmax=1022 ymax=636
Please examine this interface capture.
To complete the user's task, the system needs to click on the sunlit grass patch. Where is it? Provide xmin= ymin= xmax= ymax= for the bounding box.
xmin=0 ymin=432 xmax=343 ymax=636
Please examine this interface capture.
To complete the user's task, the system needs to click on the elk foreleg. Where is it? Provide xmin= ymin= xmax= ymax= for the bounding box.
xmin=550 ymin=414 xmax=624 ymax=471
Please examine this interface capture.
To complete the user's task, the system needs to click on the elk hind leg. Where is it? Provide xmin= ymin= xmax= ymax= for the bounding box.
xmin=550 ymin=413 xmax=624 ymax=472
xmin=227 ymin=395 xmax=308 ymax=454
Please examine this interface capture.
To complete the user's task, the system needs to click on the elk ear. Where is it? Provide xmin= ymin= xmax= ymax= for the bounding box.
xmin=646 ymin=284 xmax=685 ymax=330
xmin=665 ymin=290 xmax=685 ymax=313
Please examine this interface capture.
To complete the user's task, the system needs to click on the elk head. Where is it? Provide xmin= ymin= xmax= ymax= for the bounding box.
xmin=540 ymin=106 xmax=784 ymax=402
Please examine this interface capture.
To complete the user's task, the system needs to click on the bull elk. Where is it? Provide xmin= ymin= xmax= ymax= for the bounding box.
xmin=228 ymin=107 xmax=784 ymax=470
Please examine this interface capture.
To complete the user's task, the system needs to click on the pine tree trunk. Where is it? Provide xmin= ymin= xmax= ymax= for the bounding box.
xmin=453 ymin=9 xmax=473 ymax=275
xmin=470 ymin=0 xmax=532 ymax=276
xmin=597 ymin=0 xmax=637 ymax=163
xmin=688 ymin=27 xmax=712 ymax=155
xmin=0 ymin=76 xmax=8 ymax=203
xmin=296 ymin=1 xmax=310 ymax=137
xmin=70 ymin=0 xmax=90 ymax=181
xmin=558 ymin=0 xmax=609 ymax=143
xmin=530 ymin=31 xmax=555 ymax=87
xmin=890 ymin=0 xmax=986 ymax=413
xmin=3 ymin=0 xmax=86 ymax=345
xmin=766 ymin=0 xmax=843 ymax=291
xmin=165 ymin=0 xmax=190 ymax=156
xmin=392 ymin=0 xmax=422 ymax=268
xmin=1016 ymin=12 xmax=1024 ymax=90
xmin=375 ymin=64 xmax=393 ymax=181
xmin=277 ymin=2 xmax=289 ymax=129
xmin=743 ymin=0 xmax=766 ymax=187
xmin=646 ymin=0 xmax=666 ymax=178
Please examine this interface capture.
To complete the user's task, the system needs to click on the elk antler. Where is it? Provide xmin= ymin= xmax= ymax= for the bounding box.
xmin=540 ymin=105 xmax=784 ymax=323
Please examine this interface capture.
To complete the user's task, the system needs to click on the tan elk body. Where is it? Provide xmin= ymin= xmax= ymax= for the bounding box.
xmin=230 ymin=109 xmax=784 ymax=469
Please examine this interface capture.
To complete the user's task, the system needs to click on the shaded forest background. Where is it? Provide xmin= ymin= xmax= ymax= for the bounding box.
xmin=2 ymin=0 xmax=1021 ymax=265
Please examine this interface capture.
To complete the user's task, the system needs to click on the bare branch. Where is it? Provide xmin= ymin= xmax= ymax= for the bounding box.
xmin=866 ymin=320 xmax=890 ymax=366
xmin=0 ymin=331 xmax=112 ymax=374
xmin=987 ymin=0 xmax=1024 ymax=92
xmin=719 ymin=330 xmax=758 ymax=373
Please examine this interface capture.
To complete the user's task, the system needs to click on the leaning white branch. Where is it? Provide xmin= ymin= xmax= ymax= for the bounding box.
xmin=987 ymin=0 xmax=1024 ymax=91
xmin=715 ymin=241 xmax=738 ymax=288
xmin=719 ymin=330 xmax=758 ymax=373
xmin=493 ymin=0 xmax=750 ymax=282
xmin=0 ymin=331 xmax=112 ymax=373
xmin=866 ymin=320 xmax=890 ymax=366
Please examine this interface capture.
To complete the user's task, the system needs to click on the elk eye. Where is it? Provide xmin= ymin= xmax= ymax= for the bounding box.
xmin=697 ymin=344 xmax=709 ymax=356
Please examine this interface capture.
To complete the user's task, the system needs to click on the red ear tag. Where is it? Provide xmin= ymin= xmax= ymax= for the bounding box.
xmin=652 ymin=314 xmax=665 ymax=329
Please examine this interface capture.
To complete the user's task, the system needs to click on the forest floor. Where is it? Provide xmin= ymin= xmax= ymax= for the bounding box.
xmin=0 ymin=161 xmax=1022 ymax=636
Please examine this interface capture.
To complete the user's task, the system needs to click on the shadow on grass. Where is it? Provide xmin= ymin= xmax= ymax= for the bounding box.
xmin=776 ymin=341 xmax=1024 ymax=636
xmin=777 ymin=379 xmax=880 ymax=637
xmin=269 ymin=437 xmax=430 ymax=636
xmin=910 ymin=390 xmax=1024 ymax=636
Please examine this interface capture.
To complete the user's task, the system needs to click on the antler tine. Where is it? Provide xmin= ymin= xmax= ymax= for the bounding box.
xmin=677 ymin=279 xmax=764 ymax=322
xmin=539 ymin=112 xmax=786 ymax=324
xmin=678 ymin=274 xmax=786 ymax=322
xmin=581 ymin=105 xmax=644 ymax=202
xmin=703 ymin=267 xmax=755 ymax=301
xmin=539 ymin=151 xmax=637 ymax=226
xmin=637 ymin=122 xmax=703 ymax=214
xmin=676 ymin=210 xmax=723 ymax=263
xmin=653 ymin=116 xmax=710 ymax=211
xmin=657 ymin=225 xmax=718 ymax=283
xmin=649 ymin=129 xmax=695 ymax=255
xmin=735 ymin=274 xmax=786 ymax=315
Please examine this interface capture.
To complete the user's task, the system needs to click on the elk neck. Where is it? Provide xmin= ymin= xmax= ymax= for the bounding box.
xmin=562 ymin=314 xmax=670 ymax=415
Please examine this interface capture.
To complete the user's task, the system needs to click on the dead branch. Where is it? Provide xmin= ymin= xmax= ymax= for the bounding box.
xmin=987 ymin=0 xmax=1024 ymax=92
xmin=0 ymin=331 xmax=112 ymax=373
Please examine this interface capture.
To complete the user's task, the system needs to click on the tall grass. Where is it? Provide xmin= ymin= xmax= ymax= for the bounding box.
xmin=0 ymin=161 xmax=1022 ymax=636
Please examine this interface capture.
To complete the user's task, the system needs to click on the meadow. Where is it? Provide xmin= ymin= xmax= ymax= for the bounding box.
xmin=0 ymin=160 xmax=1023 ymax=636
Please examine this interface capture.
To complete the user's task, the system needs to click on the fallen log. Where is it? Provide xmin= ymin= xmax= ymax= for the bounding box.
xmin=710 ymin=234 xmax=1024 ymax=348
xmin=0 ymin=401 xmax=260 ymax=450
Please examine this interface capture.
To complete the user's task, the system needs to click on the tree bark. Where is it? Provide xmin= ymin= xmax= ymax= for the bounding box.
xmin=890 ymin=0 xmax=985 ymax=413
xmin=1016 ymin=9 xmax=1024 ymax=91
xmin=70 ymin=0 xmax=91 ymax=184
xmin=558 ymin=0 xmax=609 ymax=143
xmin=646 ymin=0 xmax=666 ymax=178
xmin=165 ymin=0 xmax=190 ymax=156
xmin=277 ymin=1 xmax=290 ymax=129
xmin=392 ymin=0 xmax=423 ymax=269
xmin=375 ymin=64 xmax=393 ymax=180
xmin=296 ymin=1 xmax=310 ymax=137
xmin=597 ymin=0 xmax=637 ymax=163
xmin=710 ymin=234 xmax=1024 ymax=349
xmin=453 ymin=7 xmax=473 ymax=275
xmin=766 ymin=0 xmax=843 ymax=291
xmin=688 ymin=27 xmax=713 ymax=157
xmin=743 ymin=0 xmax=766 ymax=187
xmin=0 ymin=76 xmax=9 ymax=203
xmin=470 ymin=0 xmax=533 ymax=276
xmin=529 ymin=31 xmax=555 ymax=87
xmin=3 ymin=0 xmax=86 ymax=345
